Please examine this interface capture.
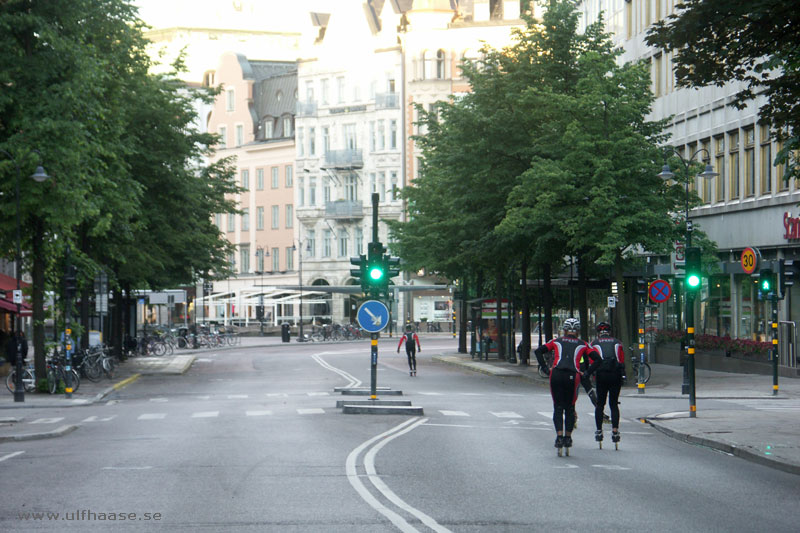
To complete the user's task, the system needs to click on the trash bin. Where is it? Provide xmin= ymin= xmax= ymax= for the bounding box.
xmin=281 ymin=323 xmax=291 ymax=343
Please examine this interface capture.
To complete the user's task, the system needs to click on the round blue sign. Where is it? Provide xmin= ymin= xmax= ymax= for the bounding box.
xmin=357 ymin=300 xmax=390 ymax=333
xmin=649 ymin=279 xmax=672 ymax=304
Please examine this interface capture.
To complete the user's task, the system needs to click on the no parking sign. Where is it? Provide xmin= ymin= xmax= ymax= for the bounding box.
xmin=649 ymin=279 xmax=672 ymax=304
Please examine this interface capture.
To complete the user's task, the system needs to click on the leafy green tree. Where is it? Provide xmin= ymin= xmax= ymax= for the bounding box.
xmin=646 ymin=0 xmax=800 ymax=180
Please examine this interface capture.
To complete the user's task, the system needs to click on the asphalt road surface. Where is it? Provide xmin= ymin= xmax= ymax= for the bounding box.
xmin=1 ymin=335 xmax=798 ymax=532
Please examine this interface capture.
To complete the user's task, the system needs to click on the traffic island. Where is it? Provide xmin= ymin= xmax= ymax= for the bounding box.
xmin=342 ymin=403 xmax=424 ymax=415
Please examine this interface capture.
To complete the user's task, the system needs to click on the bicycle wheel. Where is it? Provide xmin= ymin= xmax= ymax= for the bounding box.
xmin=102 ymin=356 xmax=117 ymax=379
xmin=47 ymin=369 xmax=59 ymax=394
xmin=84 ymin=358 xmax=103 ymax=382
xmin=6 ymin=371 xmax=16 ymax=393
xmin=641 ymin=363 xmax=651 ymax=384
xmin=538 ymin=365 xmax=549 ymax=379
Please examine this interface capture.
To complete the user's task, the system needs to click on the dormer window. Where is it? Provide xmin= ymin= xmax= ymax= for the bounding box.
xmin=263 ymin=118 xmax=274 ymax=139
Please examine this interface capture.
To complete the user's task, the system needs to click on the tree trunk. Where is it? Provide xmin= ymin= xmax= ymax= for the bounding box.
xmin=458 ymin=276 xmax=468 ymax=353
xmin=495 ymin=267 xmax=505 ymax=359
xmin=543 ymin=263 xmax=554 ymax=341
xmin=578 ymin=253 xmax=588 ymax=340
xmin=79 ymin=230 xmax=90 ymax=350
xmin=31 ymin=217 xmax=47 ymax=383
xmin=614 ymin=252 xmax=633 ymax=378
xmin=111 ymin=287 xmax=123 ymax=359
xmin=520 ymin=256 xmax=530 ymax=364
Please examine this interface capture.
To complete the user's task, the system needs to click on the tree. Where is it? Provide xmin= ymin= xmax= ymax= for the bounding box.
xmin=646 ymin=0 xmax=800 ymax=180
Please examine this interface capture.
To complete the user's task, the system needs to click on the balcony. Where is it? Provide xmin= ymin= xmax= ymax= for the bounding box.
xmin=375 ymin=92 xmax=399 ymax=109
xmin=296 ymin=101 xmax=317 ymax=117
xmin=325 ymin=200 xmax=363 ymax=220
xmin=323 ymin=149 xmax=363 ymax=169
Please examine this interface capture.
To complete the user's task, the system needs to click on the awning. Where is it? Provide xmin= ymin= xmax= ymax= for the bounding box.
xmin=0 ymin=272 xmax=31 ymax=292
xmin=0 ymin=298 xmax=32 ymax=317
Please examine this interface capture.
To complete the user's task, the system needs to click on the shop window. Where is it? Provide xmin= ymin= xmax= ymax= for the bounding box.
xmin=714 ymin=136 xmax=725 ymax=202
xmin=728 ymin=131 xmax=740 ymax=200
xmin=760 ymin=124 xmax=772 ymax=195
xmin=744 ymin=128 xmax=755 ymax=197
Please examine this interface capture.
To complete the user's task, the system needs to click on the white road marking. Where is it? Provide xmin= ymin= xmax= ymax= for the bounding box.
xmin=82 ymin=415 xmax=117 ymax=423
xmin=196 ymin=358 xmax=214 ymax=362
xmin=491 ymin=411 xmax=523 ymax=419
xmin=538 ymin=411 xmax=552 ymax=419
xmin=307 ymin=392 xmax=329 ymax=396
xmin=0 ymin=451 xmax=25 ymax=463
xmin=196 ymin=395 xmax=211 ymax=400
xmin=149 ymin=398 xmax=168 ymax=403
xmin=138 ymin=413 xmax=166 ymax=420
xmin=102 ymin=466 xmax=153 ymax=471
xmin=591 ymin=464 xmax=631 ymax=470
xmin=297 ymin=408 xmax=325 ymax=415
xmin=419 ymin=392 xmax=443 ymax=396
xmin=312 ymin=353 xmax=362 ymax=388
xmin=554 ymin=464 xmax=579 ymax=469
xmin=460 ymin=393 xmax=484 ymax=396
xmin=266 ymin=393 xmax=288 ymax=398
xmin=439 ymin=410 xmax=470 ymax=417
xmin=245 ymin=410 xmax=273 ymax=417
xmin=29 ymin=417 xmax=64 ymax=425
xmin=191 ymin=411 xmax=219 ymax=418
xmin=227 ymin=395 xmax=248 ymax=399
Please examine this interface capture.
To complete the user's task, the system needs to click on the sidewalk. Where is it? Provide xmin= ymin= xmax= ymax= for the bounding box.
xmin=433 ymin=353 xmax=800 ymax=476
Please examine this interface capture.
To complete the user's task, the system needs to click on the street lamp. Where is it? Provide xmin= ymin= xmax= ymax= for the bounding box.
xmin=1 ymin=149 xmax=50 ymax=402
xmin=658 ymin=147 xmax=718 ymax=418
xmin=254 ymin=247 xmax=269 ymax=335
xmin=292 ymin=240 xmax=311 ymax=342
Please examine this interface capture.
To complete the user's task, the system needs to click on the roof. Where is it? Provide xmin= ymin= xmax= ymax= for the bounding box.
xmin=254 ymin=71 xmax=298 ymax=141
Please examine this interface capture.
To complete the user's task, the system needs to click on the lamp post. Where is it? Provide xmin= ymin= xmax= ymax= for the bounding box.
xmin=292 ymin=241 xmax=310 ymax=342
xmin=255 ymin=247 xmax=269 ymax=335
xmin=1 ymin=149 xmax=50 ymax=402
xmin=658 ymin=148 xmax=718 ymax=418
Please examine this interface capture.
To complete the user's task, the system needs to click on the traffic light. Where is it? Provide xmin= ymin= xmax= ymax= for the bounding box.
xmin=636 ymin=278 xmax=648 ymax=297
xmin=65 ymin=265 xmax=78 ymax=297
xmin=255 ymin=305 xmax=264 ymax=320
xmin=385 ymin=255 xmax=400 ymax=279
xmin=350 ymin=255 xmax=366 ymax=291
xmin=779 ymin=259 xmax=796 ymax=299
xmin=759 ymin=268 xmax=775 ymax=297
xmin=684 ymin=247 xmax=702 ymax=292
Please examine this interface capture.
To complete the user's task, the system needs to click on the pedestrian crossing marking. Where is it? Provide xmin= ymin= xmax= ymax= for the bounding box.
xmin=266 ymin=393 xmax=288 ymax=398
xmin=245 ymin=410 xmax=273 ymax=416
xmin=149 ymin=398 xmax=168 ymax=402
xmin=196 ymin=396 xmax=211 ymax=400
xmin=138 ymin=413 xmax=166 ymax=420
xmin=307 ymin=392 xmax=330 ymax=396
xmin=490 ymin=411 xmax=523 ymax=419
xmin=297 ymin=408 xmax=325 ymax=415
xmin=419 ymin=392 xmax=444 ymax=396
xmin=439 ymin=410 xmax=470 ymax=417
xmin=191 ymin=411 xmax=219 ymax=418
xmin=82 ymin=415 xmax=117 ymax=423
xmin=29 ymin=417 xmax=64 ymax=425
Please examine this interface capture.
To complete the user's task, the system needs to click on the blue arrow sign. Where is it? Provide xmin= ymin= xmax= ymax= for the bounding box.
xmin=357 ymin=300 xmax=389 ymax=333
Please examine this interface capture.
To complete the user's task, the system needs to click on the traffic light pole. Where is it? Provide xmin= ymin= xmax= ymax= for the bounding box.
xmin=370 ymin=333 xmax=378 ymax=400
xmin=771 ymin=296 xmax=779 ymax=396
xmin=686 ymin=292 xmax=696 ymax=417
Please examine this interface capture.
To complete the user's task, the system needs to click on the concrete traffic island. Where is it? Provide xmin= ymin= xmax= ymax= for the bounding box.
xmin=334 ymin=387 xmax=423 ymax=415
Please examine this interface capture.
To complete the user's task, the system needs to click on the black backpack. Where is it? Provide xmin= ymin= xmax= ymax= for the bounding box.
xmin=405 ymin=332 xmax=414 ymax=347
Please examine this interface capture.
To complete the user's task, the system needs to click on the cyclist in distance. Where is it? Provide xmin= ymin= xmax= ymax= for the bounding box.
xmin=534 ymin=318 xmax=598 ymax=455
xmin=585 ymin=322 xmax=625 ymax=448
xmin=397 ymin=325 xmax=421 ymax=376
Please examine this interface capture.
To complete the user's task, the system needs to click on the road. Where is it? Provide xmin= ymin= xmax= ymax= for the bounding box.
xmin=1 ymin=335 xmax=798 ymax=532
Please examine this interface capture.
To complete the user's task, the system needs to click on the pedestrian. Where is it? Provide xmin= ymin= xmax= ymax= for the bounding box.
xmin=534 ymin=318 xmax=598 ymax=456
xmin=585 ymin=322 xmax=625 ymax=449
xmin=397 ymin=325 xmax=421 ymax=376
xmin=5 ymin=330 xmax=18 ymax=366
xmin=15 ymin=330 xmax=28 ymax=362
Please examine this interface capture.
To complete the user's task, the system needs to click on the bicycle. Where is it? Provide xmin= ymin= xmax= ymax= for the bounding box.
xmin=6 ymin=362 xmax=36 ymax=393
xmin=630 ymin=353 xmax=651 ymax=384
xmin=46 ymin=354 xmax=81 ymax=394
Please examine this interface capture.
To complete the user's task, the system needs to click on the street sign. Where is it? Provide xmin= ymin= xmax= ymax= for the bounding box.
xmin=649 ymin=279 xmax=672 ymax=304
xmin=12 ymin=290 xmax=22 ymax=304
xmin=741 ymin=247 xmax=759 ymax=274
xmin=357 ymin=300 xmax=389 ymax=333
xmin=607 ymin=296 xmax=616 ymax=308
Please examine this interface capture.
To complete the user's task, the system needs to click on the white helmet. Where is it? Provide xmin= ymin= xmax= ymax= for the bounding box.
xmin=563 ymin=318 xmax=580 ymax=333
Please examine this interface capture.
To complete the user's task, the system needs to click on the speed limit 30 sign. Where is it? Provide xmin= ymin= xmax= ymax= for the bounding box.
xmin=741 ymin=247 xmax=759 ymax=275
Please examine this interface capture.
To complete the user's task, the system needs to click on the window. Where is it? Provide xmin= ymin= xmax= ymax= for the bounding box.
xmin=256 ymin=248 xmax=265 ymax=272
xmin=271 ymin=247 xmax=279 ymax=271
xmin=285 ymin=165 xmax=293 ymax=187
xmin=271 ymin=167 xmax=279 ymax=189
xmin=241 ymin=208 xmax=249 ymax=231
xmin=305 ymin=81 xmax=314 ymax=101
xmin=744 ymin=128 xmax=755 ymax=197
xmin=298 ymin=127 xmax=304 ymax=156
xmin=264 ymin=119 xmax=273 ymax=139
xmin=307 ymin=230 xmax=316 ymax=257
xmin=653 ymin=54 xmax=664 ymax=97
xmin=286 ymin=247 xmax=294 ymax=270
xmin=728 ymin=131 xmax=740 ymax=200
xmin=323 ymin=229 xmax=332 ymax=257
xmin=390 ymin=172 xmax=398 ymax=200
xmin=256 ymin=206 xmax=264 ymax=230
xmin=285 ymin=204 xmax=293 ymax=228
xmin=227 ymin=213 xmax=235 ymax=232
xmin=344 ymin=124 xmax=356 ymax=150
xmin=257 ymin=168 xmax=264 ymax=190
xmin=370 ymin=172 xmax=376 ymax=195
xmin=309 ymin=178 xmax=317 ymax=205
xmin=390 ymin=120 xmax=397 ymax=149
xmin=239 ymin=245 xmax=249 ymax=274
xmin=345 ymin=174 xmax=358 ymax=201
xmin=298 ymin=177 xmax=304 ymax=206
xmin=378 ymin=172 xmax=386 ymax=202
xmin=701 ymin=139 xmax=711 ymax=204
xmin=336 ymin=76 xmax=345 ymax=103
xmin=214 ymin=213 xmax=222 ymax=230
xmin=321 ymin=78 xmax=329 ymax=104
xmin=378 ymin=120 xmax=385 ymax=150
xmin=323 ymin=177 xmax=331 ymax=203
xmin=369 ymin=121 xmax=375 ymax=152
xmin=338 ymin=229 xmax=349 ymax=257
xmin=283 ymin=116 xmax=293 ymax=137
xmin=323 ymin=126 xmax=330 ymax=154
xmin=420 ymin=51 xmax=428 ymax=80
xmin=218 ymin=126 xmax=227 ymax=149
xmin=271 ymin=205 xmax=279 ymax=229
xmin=777 ymin=140 xmax=790 ymax=191
xmin=355 ymin=227 xmax=363 ymax=255
xmin=241 ymin=169 xmax=249 ymax=190
xmin=309 ymin=127 xmax=316 ymax=155
xmin=235 ymin=124 xmax=244 ymax=147
xmin=760 ymin=125 xmax=772 ymax=195
xmin=715 ymin=136 xmax=725 ymax=202
xmin=436 ymin=49 xmax=445 ymax=79
xmin=226 ymin=88 xmax=234 ymax=112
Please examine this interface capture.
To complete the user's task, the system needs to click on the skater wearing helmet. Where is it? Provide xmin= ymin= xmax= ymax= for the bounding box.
xmin=586 ymin=321 xmax=625 ymax=449
xmin=533 ymin=318 xmax=598 ymax=456
xmin=397 ymin=325 xmax=421 ymax=376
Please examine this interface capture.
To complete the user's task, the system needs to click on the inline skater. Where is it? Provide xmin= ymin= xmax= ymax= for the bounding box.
xmin=397 ymin=325 xmax=421 ymax=376
xmin=585 ymin=322 xmax=625 ymax=449
xmin=534 ymin=318 xmax=598 ymax=456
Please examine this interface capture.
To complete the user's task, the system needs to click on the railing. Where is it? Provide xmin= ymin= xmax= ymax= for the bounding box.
xmin=296 ymin=101 xmax=317 ymax=116
xmin=324 ymin=149 xmax=363 ymax=169
xmin=325 ymin=200 xmax=363 ymax=219
xmin=375 ymin=92 xmax=399 ymax=109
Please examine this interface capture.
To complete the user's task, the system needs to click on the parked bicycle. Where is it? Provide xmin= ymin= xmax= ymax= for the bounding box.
xmin=5 ymin=362 xmax=36 ymax=393
xmin=46 ymin=353 xmax=81 ymax=394
xmin=630 ymin=352 xmax=651 ymax=384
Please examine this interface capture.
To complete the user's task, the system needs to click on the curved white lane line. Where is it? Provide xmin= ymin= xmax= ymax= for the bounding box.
xmin=312 ymin=353 xmax=362 ymax=388
xmin=364 ymin=418 xmax=451 ymax=533
xmin=347 ymin=418 xmax=421 ymax=532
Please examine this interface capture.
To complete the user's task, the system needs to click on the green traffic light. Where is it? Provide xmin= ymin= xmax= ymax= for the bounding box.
xmin=761 ymin=279 xmax=771 ymax=291
xmin=369 ymin=266 xmax=384 ymax=281
xmin=687 ymin=273 xmax=701 ymax=288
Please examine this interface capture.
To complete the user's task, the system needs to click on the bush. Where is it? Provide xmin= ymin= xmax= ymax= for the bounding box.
xmin=657 ymin=329 xmax=772 ymax=358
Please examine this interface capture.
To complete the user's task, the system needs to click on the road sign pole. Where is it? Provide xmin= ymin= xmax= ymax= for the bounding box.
xmin=370 ymin=333 xmax=378 ymax=400
xmin=771 ymin=296 xmax=779 ymax=396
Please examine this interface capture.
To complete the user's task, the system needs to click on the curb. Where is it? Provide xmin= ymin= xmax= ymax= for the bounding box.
xmin=432 ymin=355 xmax=528 ymax=378
xmin=0 ymin=424 xmax=79 ymax=443
xmin=644 ymin=418 xmax=800 ymax=477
